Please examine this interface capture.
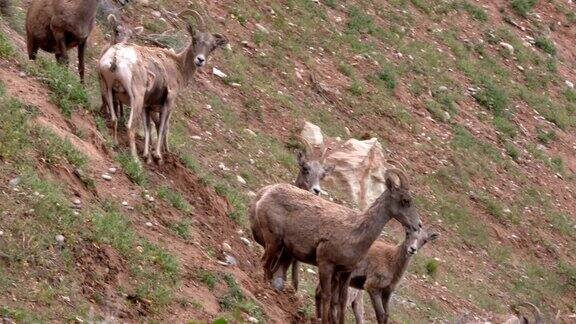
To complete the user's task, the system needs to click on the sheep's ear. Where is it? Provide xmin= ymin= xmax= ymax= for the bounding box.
xmin=213 ymin=33 xmax=228 ymax=47
xmin=133 ymin=26 xmax=144 ymax=35
xmin=428 ymin=233 xmax=439 ymax=242
xmin=296 ymin=150 xmax=306 ymax=167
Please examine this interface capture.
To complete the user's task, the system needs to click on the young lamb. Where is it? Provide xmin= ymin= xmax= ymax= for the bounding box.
xmin=26 ymin=0 xmax=100 ymax=83
xmin=253 ymin=169 xmax=422 ymax=324
xmin=249 ymin=150 xmax=334 ymax=291
xmin=97 ymin=10 xmax=227 ymax=163
xmin=315 ymin=228 xmax=439 ymax=324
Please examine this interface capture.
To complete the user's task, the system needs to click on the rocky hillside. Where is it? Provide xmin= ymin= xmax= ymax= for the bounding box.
xmin=1 ymin=0 xmax=575 ymax=322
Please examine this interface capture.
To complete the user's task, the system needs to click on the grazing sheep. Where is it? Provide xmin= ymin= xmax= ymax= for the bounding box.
xmin=26 ymin=0 xmax=100 ymax=83
xmin=253 ymin=169 xmax=422 ymax=324
xmin=249 ymin=150 xmax=334 ymax=291
xmin=315 ymin=228 xmax=439 ymax=324
xmin=97 ymin=10 xmax=227 ymax=163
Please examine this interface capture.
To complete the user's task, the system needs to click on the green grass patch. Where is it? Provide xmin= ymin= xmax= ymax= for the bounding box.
xmin=116 ymin=153 xmax=148 ymax=186
xmin=460 ymin=1 xmax=488 ymax=21
xmin=377 ymin=67 xmax=397 ymax=90
xmin=536 ymin=128 xmax=556 ymax=144
xmin=472 ymin=83 xmax=508 ymax=116
xmin=169 ymin=219 xmax=193 ymax=240
xmin=493 ymin=116 xmax=517 ymax=138
xmin=0 ymin=29 xmax=15 ymax=58
xmin=511 ymin=0 xmax=538 ymax=18
xmin=504 ymin=141 xmax=521 ymax=162
xmin=214 ymin=182 xmax=248 ymax=224
xmin=35 ymin=128 xmax=88 ymax=168
xmin=534 ymin=36 xmax=556 ymax=56
xmin=27 ymin=58 xmax=89 ymax=117
xmin=157 ymin=186 xmax=193 ymax=214
xmin=197 ymin=269 xmax=218 ymax=290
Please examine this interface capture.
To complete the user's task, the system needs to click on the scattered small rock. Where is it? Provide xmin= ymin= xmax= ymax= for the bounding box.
xmin=255 ymin=23 xmax=270 ymax=34
xmin=73 ymin=211 xmax=80 ymax=216
xmin=55 ymin=234 xmax=65 ymax=244
xmin=499 ymin=42 xmax=514 ymax=54
xmin=225 ymin=254 xmax=238 ymax=266
xmin=237 ymin=175 xmax=247 ymax=185
xmin=438 ymin=86 xmax=448 ymax=92
xmin=566 ymin=80 xmax=574 ymax=89
xmin=212 ymin=67 xmax=228 ymax=79
xmin=247 ymin=191 xmax=257 ymax=198
xmin=145 ymin=222 xmax=153 ymax=227
xmin=306 ymin=269 xmax=317 ymax=275
xmin=222 ymin=242 xmax=232 ymax=252
xmin=136 ymin=246 xmax=144 ymax=253
xmin=73 ymin=198 xmax=82 ymax=205
xmin=122 ymin=201 xmax=129 ymax=206
xmin=108 ymin=167 xmax=117 ymax=174
xmin=144 ymin=194 xmax=155 ymax=202
xmin=244 ymin=128 xmax=257 ymax=137
xmin=247 ymin=317 xmax=259 ymax=324
xmin=503 ymin=208 xmax=511 ymax=214
xmin=240 ymin=237 xmax=251 ymax=246
xmin=101 ymin=174 xmax=112 ymax=181
xmin=0 ymin=230 xmax=4 ymax=236
xmin=8 ymin=177 xmax=20 ymax=187
xmin=230 ymin=82 xmax=242 ymax=87
xmin=191 ymin=135 xmax=202 ymax=140
xmin=224 ymin=43 xmax=232 ymax=51
xmin=218 ymin=163 xmax=229 ymax=171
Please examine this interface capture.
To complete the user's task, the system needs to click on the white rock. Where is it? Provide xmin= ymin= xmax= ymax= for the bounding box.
xmin=122 ymin=201 xmax=129 ymax=206
xmin=499 ymin=42 xmax=514 ymax=54
xmin=222 ymin=242 xmax=232 ymax=252
xmin=237 ymin=175 xmax=247 ymax=185
xmin=503 ymin=208 xmax=512 ymax=214
xmin=101 ymin=174 xmax=112 ymax=181
xmin=301 ymin=121 xmax=324 ymax=146
xmin=145 ymin=222 xmax=153 ymax=227
xmin=230 ymin=82 xmax=242 ymax=87
xmin=255 ymin=23 xmax=270 ymax=34
xmin=73 ymin=211 xmax=80 ymax=216
xmin=191 ymin=135 xmax=202 ymax=140
xmin=108 ymin=167 xmax=117 ymax=174
xmin=566 ymin=80 xmax=574 ymax=89
xmin=8 ymin=177 xmax=20 ymax=187
xmin=306 ymin=269 xmax=317 ymax=275
xmin=19 ymin=72 xmax=26 ymax=77
xmin=55 ymin=235 xmax=65 ymax=243
xmin=151 ymin=10 xmax=161 ymax=18
xmin=240 ymin=237 xmax=252 ymax=246
xmin=244 ymin=129 xmax=257 ymax=137
xmin=225 ymin=254 xmax=238 ymax=266
xmin=438 ymin=86 xmax=448 ymax=92
xmin=218 ymin=163 xmax=229 ymax=171
xmin=72 ymin=198 xmax=81 ymax=205
xmin=344 ymin=127 xmax=351 ymax=136
xmin=0 ymin=230 xmax=4 ymax=236
xmin=247 ymin=191 xmax=257 ymax=198
xmin=145 ymin=195 xmax=155 ymax=202
xmin=212 ymin=67 xmax=228 ymax=79
xmin=224 ymin=43 xmax=232 ymax=51
xmin=136 ymin=246 xmax=144 ymax=253
xmin=247 ymin=317 xmax=259 ymax=323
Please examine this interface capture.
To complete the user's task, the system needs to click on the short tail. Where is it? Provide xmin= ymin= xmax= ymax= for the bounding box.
xmin=291 ymin=260 xmax=299 ymax=291
xmin=518 ymin=302 xmax=543 ymax=324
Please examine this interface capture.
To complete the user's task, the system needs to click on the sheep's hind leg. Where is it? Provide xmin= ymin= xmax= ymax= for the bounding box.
xmin=318 ymin=262 xmax=335 ymax=324
xmin=142 ymin=110 xmax=153 ymax=165
xmin=77 ymin=38 xmax=86 ymax=83
xmin=26 ymin=35 xmax=38 ymax=60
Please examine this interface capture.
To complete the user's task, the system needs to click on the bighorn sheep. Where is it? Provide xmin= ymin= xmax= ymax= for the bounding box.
xmin=253 ymin=169 xmax=422 ymax=324
xmin=315 ymin=228 xmax=439 ymax=324
xmin=250 ymin=150 xmax=334 ymax=291
xmin=97 ymin=10 xmax=227 ymax=163
xmin=26 ymin=0 xmax=99 ymax=83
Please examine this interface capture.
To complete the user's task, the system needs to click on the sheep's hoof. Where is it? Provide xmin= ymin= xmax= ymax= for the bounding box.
xmin=146 ymin=156 xmax=153 ymax=165
xmin=272 ymin=278 xmax=285 ymax=292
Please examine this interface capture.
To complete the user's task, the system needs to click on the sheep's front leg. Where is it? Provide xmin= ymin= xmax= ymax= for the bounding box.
xmin=336 ymin=271 xmax=352 ymax=324
xmin=143 ymin=110 xmax=153 ymax=165
xmin=126 ymin=93 xmax=144 ymax=163
xmin=381 ymin=289 xmax=392 ymax=324
xmin=318 ymin=261 xmax=335 ymax=324
xmin=351 ymin=290 xmax=365 ymax=324
xmin=77 ymin=38 xmax=87 ymax=83
xmin=368 ymin=289 xmax=385 ymax=324
xmin=154 ymin=95 xmax=173 ymax=165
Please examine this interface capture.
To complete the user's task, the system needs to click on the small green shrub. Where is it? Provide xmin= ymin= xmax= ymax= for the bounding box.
xmin=461 ymin=2 xmax=488 ymax=21
xmin=157 ymin=186 xmax=193 ymax=214
xmin=536 ymin=128 xmax=556 ymax=144
xmin=473 ymin=83 xmax=508 ymax=115
xmin=116 ymin=153 xmax=148 ymax=186
xmin=0 ymin=30 xmax=14 ymax=58
xmin=534 ymin=36 xmax=556 ymax=55
xmin=511 ymin=0 xmax=538 ymax=18
xmin=551 ymin=156 xmax=565 ymax=174
xmin=493 ymin=116 xmax=517 ymax=138
xmin=377 ymin=68 xmax=397 ymax=90
xmin=425 ymin=259 xmax=439 ymax=277
xmin=338 ymin=62 xmax=354 ymax=77
xmin=505 ymin=142 xmax=520 ymax=162
xmin=197 ymin=269 xmax=218 ymax=290
xmin=348 ymin=80 xmax=364 ymax=96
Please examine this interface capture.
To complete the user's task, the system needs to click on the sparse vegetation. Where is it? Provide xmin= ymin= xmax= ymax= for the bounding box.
xmin=157 ymin=186 xmax=193 ymax=214
xmin=116 ymin=153 xmax=148 ymax=185
xmin=511 ymin=0 xmax=538 ymax=18
xmin=534 ymin=36 xmax=556 ymax=56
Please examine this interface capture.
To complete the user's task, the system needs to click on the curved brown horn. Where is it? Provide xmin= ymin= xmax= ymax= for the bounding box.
xmin=518 ymin=302 xmax=543 ymax=324
xmin=178 ymin=9 xmax=206 ymax=31
xmin=385 ymin=168 xmax=409 ymax=190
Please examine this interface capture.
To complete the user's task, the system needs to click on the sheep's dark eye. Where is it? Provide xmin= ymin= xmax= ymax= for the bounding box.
xmin=402 ymin=198 xmax=411 ymax=207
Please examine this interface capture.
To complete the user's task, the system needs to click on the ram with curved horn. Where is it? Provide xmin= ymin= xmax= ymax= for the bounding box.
xmin=97 ymin=9 xmax=228 ymax=163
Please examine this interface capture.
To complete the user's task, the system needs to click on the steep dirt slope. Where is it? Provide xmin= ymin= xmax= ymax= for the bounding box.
xmin=1 ymin=0 xmax=576 ymax=323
